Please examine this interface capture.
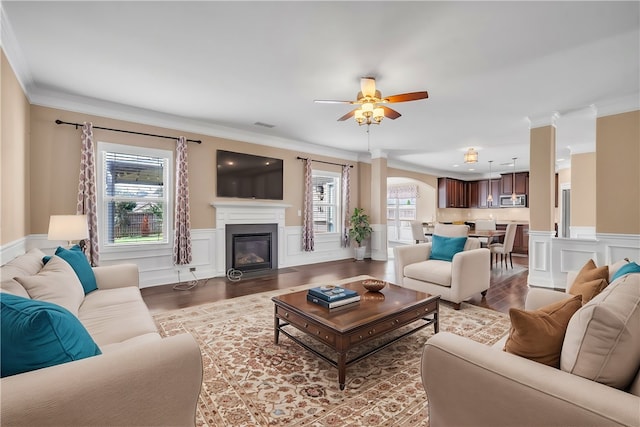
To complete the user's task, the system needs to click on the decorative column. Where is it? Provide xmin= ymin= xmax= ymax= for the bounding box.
xmin=527 ymin=113 xmax=558 ymax=288
xmin=369 ymin=149 xmax=388 ymax=261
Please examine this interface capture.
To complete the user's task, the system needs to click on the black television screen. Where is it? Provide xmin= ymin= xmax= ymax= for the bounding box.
xmin=216 ymin=150 xmax=284 ymax=200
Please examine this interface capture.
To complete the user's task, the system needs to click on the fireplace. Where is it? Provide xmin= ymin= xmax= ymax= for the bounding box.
xmin=225 ymin=223 xmax=278 ymax=274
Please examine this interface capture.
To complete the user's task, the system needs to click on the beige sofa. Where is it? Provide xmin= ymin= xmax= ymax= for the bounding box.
xmin=393 ymin=224 xmax=490 ymax=309
xmin=0 ymin=248 xmax=203 ymax=426
xmin=421 ymin=263 xmax=640 ymax=427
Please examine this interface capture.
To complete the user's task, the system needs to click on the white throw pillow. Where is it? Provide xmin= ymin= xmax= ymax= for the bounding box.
xmin=560 ymin=273 xmax=640 ymax=389
xmin=15 ymin=255 xmax=85 ymax=316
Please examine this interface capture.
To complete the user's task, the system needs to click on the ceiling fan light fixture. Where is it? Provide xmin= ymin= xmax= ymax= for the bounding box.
xmin=361 ymin=77 xmax=376 ymax=98
xmin=362 ymin=102 xmax=374 ymax=117
xmin=464 ymin=148 xmax=478 ymax=164
xmin=354 ymin=109 xmax=365 ymax=124
xmin=373 ymin=107 xmax=384 ymax=123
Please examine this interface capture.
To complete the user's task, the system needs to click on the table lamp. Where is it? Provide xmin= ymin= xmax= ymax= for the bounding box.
xmin=48 ymin=215 xmax=89 ymax=248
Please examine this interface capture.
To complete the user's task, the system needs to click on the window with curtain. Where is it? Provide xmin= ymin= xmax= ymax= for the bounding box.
xmin=312 ymin=171 xmax=341 ymax=233
xmin=387 ymin=184 xmax=418 ymax=242
xmin=97 ymin=142 xmax=172 ymax=247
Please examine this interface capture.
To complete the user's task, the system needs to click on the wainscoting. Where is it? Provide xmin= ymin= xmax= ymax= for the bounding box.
xmin=528 ymin=231 xmax=640 ymax=289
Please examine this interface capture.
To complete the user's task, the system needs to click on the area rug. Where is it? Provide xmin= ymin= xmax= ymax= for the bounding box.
xmin=153 ymin=275 xmax=511 ymax=426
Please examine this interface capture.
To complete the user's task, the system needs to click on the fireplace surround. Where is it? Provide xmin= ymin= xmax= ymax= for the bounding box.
xmin=225 ymin=223 xmax=278 ymax=274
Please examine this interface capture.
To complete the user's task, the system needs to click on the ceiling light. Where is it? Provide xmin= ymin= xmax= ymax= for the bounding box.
xmin=464 ymin=148 xmax=478 ymax=164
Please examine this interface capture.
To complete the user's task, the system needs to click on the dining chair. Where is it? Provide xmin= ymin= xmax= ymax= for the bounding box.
xmin=489 ymin=223 xmax=517 ymax=268
xmin=410 ymin=220 xmax=429 ymax=243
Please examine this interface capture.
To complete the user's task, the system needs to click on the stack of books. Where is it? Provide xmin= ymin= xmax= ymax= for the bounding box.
xmin=307 ymin=286 xmax=360 ymax=309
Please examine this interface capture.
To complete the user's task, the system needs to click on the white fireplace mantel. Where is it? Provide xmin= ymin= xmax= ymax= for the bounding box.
xmin=211 ymin=200 xmax=291 ymax=273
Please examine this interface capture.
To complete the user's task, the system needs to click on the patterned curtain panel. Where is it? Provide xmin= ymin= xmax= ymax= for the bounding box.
xmin=341 ymin=165 xmax=351 ymax=248
xmin=76 ymin=122 xmax=99 ymax=266
xmin=302 ymin=159 xmax=314 ymax=252
xmin=173 ymin=136 xmax=193 ymax=265
xmin=387 ymin=184 xmax=419 ymax=199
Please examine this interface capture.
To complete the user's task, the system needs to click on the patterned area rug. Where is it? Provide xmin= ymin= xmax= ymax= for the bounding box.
xmin=153 ymin=275 xmax=511 ymax=426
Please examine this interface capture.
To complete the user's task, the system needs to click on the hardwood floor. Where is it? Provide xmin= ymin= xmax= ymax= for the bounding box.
xmin=142 ymin=254 xmax=529 ymax=315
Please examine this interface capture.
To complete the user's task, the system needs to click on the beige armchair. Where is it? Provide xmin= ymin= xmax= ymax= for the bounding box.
xmin=393 ymin=224 xmax=490 ymax=309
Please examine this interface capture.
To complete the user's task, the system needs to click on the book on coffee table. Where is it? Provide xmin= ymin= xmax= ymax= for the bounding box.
xmin=308 ymin=286 xmax=358 ymax=302
xmin=306 ymin=293 xmax=361 ymax=309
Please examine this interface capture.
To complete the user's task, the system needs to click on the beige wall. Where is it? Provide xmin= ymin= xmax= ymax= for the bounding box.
xmin=28 ymin=105 xmax=363 ymax=234
xmin=596 ymin=110 xmax=640 ymax=234
xmin=570 ymin=152 xmax=596 ymax=227
xmin=529 ymin=125 xmax=556 ymax=232
xmin=1 ymin=50 xmax=30 ymax=246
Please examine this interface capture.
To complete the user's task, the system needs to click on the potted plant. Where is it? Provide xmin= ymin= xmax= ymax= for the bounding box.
xmin=349 ymin=207 xmax=373 ymax=261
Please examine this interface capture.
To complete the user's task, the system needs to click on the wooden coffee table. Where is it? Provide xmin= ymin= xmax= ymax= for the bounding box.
xmin=272 ymin=278 xmax=439 ymax=390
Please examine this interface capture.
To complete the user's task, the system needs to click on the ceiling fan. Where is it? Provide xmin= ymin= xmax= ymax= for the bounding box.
xmin=315 ymin=77 xmax=428 ymax=126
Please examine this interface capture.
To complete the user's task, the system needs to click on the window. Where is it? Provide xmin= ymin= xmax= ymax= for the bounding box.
xmin=97 ymin=142 xmax=172 ymax=247
xmin=312 ymin=171 xmax=341 ymax=233
xmin=387 ymin=185 xmax=418 ymax=242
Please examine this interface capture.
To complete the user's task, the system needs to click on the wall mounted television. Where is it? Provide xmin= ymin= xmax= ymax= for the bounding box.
xmin=216 ymin=150 xmax=284 ymax=200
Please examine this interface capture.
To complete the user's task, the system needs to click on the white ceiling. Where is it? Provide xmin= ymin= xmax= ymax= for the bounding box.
xmin=2 ymin=1 xmax=639 ymax=179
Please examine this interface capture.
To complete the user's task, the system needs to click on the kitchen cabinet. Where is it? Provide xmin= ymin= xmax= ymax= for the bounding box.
xmin=475 ymin=179 xmax=501 ymax=208
xmin=501 ymin=172 xmax=528 ymax=195
xmin=438 ymin=178 xmax=468 ymax=208
xmin=467 ymin=181 xmax=478 ymax=208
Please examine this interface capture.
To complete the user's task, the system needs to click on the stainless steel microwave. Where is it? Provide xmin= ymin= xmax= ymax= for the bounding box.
xmin=500 ymin=194 xmax=527 ymax=207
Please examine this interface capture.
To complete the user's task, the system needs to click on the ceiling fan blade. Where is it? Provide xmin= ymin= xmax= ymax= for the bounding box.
xmin=381 ymin=106 xmax=401 ymax=120
xmin=383 ymin=91 xmax=429 ymax=103
xmin=314 ymin=99 xmax=354 ymax=104
xmin=337 ymin=109 xmax=357 ymax=121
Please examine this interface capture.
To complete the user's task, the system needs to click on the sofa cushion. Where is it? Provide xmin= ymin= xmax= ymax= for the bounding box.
xmin=79 ymin=287 xmax=158 ymax=347
xmin=569 ymin=278 xmax=608 ymax=305
xmin=404 ymin=259 xmax=452 ymax=287
xmin=0 ymin=293 xmax=101 ymax=378
xmin=429 ymin=235 xmax=467 ymax=262
xmin=561 ymin=273 xmax=640 ymax=389
xmin=504 ymin=294 xmax=582 ymax=367
xmin=14 ymin=255 xmax=85 ymax=316
xmin=54 ymin=245 xmax=98 ymax=294
xmin=0 ymin=248 xmax=46 ymax=298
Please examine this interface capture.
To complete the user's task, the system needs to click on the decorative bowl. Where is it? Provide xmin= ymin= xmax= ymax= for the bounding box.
xmin=362 ymin=279 xmax=386 ymax=292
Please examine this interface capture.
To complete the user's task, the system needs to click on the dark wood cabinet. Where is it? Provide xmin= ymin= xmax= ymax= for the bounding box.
xmin=467 ymin=181 xmax=478 ymax=208
xmin=471 ymin=179 xmax=500 ymax=208
xmin=438 ymin=178 xmax=468 ymax=208
xmin=501 ymin=172 xmax=528 ymax=195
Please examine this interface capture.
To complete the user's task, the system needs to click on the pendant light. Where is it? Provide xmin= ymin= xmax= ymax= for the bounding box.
xmin=487 ymin=160 xmax=494 ymax=205
xmin=511 ymin=157 xmax=517 ymax=203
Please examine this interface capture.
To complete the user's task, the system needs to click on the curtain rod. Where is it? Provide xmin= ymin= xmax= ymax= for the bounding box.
xmin=55 ymin=120 xmax=202 ymax=144
xmin=296 ymin=156 xmax=353 ymax=168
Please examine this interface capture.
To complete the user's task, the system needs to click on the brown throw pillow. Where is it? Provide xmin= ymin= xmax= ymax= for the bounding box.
xmin=570 ymin=278 xmax=608 ymax=305
xmin=504 ymin=295 xmax=582 ymax=368
xmin=573 ymin=259 xmax=608 ymax=287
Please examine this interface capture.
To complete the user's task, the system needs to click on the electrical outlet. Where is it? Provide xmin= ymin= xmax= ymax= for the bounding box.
xmin=189 ymin=267 xmax=196 ymax=272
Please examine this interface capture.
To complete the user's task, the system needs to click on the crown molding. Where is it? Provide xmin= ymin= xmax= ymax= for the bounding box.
xmin=29 ymin=86 xmax=362 ymax=163
xmin=527 ymin=112 xmax=559 ymax=129
xmin=1 ymin=5 xmax=34 ymax=97
xmin=594 ymin=93 xmax=640 ymax=118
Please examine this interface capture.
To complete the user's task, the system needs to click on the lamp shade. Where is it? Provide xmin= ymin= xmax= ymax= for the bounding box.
xmin=48 ymin=215 xmax=89 ymax=242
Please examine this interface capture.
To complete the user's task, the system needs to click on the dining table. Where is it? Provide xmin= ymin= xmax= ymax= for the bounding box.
xmin=422 ymin=226 xmax=506 ymax=246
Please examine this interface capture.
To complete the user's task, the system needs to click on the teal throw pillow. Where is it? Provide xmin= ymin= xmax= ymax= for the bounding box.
xmin=610 ymin=262 xmax=640 ymax=282
xmin=54 ymin=245 xmax=97 ymax=294
xmin=429 ymin=235 xmax=468 ymax=262
xmin=1 ymin=293 xmax=101 ymax=378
